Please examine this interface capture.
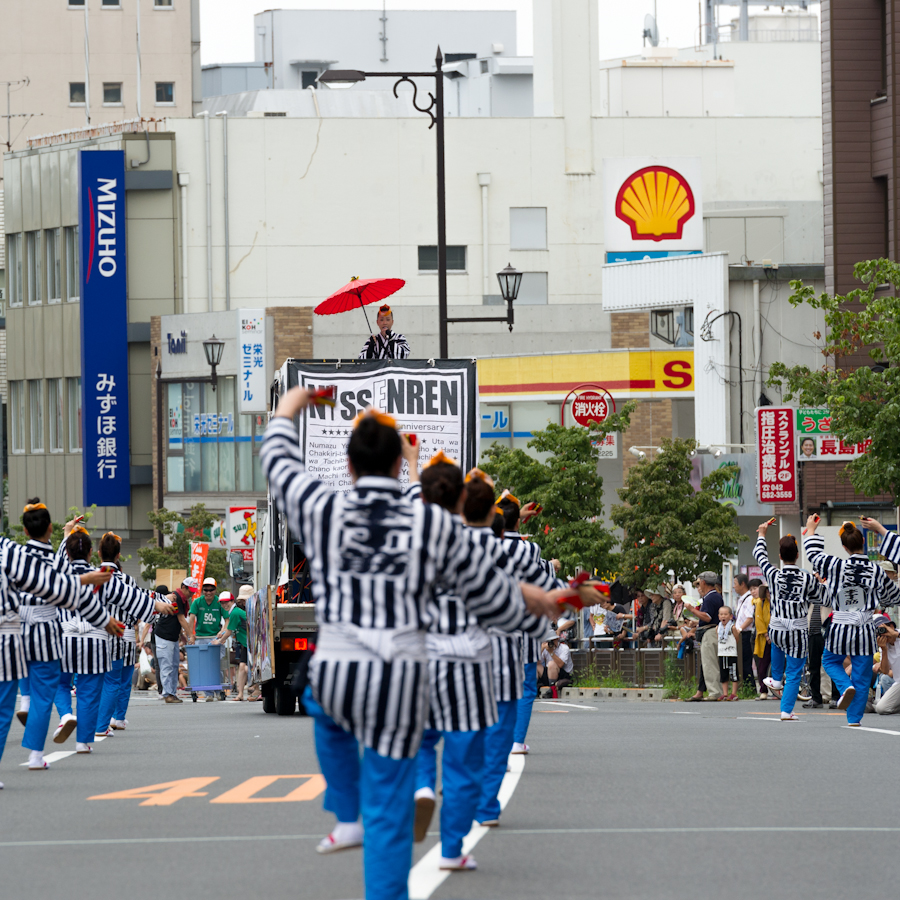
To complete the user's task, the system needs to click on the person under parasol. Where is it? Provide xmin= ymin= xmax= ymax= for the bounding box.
xmin=358 ymin=304 xmax=411 ymax=360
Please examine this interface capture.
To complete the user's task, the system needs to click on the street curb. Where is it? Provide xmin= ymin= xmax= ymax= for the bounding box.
xmin=561 ymin=687 xmax=667 ymax=702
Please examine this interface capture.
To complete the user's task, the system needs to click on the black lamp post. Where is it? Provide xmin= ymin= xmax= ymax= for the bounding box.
xmin=202 ymin=335 xmax=225 ymax=391
xmin=444 ymin=263 xmax=522 ymax=332
xmin=319 ymin=51 xmax=451 ymax=355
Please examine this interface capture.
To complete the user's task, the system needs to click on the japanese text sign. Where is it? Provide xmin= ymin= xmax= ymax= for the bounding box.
xmin=796 ymin=407 xmax=872 ymax=461
xmin=227 ymin=506 xmax=257 ymax=550
xmin=756 ymin=407 xmax=797 ymax=504
xmin=572 ymin=391 xmax=610 ymax=427
xmin=189 ymin=542 xmax=209 ymax=589
xmin=78 ymin=150 xmax=131 ymax=505
xmin=237 ymin=309 xmax=267 ymax=414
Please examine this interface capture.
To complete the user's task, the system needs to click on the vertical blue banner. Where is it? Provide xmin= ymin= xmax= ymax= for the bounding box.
xmin=78 ymin=149 xmax=131 ymax=506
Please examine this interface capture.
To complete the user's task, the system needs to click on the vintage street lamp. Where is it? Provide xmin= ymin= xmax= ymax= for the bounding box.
xmin=203 ymin=334 xmax=225 ymax=391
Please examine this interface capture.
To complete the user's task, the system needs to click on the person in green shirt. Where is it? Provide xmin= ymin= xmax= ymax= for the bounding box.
xmin=189 ymin=578 xmax=226 ymax=700
xmin=213 ymin=594 xmax=258 ymax=701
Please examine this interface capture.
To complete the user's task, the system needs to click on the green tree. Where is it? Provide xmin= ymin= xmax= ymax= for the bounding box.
xmin=137 ymin=504 xmax=229 ymax=584
xmin=768 ymin=258 xmax=900 ymax=502
xmin=479 ymin=403 xmax=635 ymax=576
xmin=610 ymin=439 xmax=744 ymax=588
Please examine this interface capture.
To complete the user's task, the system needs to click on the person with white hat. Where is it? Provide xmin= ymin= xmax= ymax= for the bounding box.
xmin=189 ymin=577 xmax=227 ymax=701
xmin=154 ymin=576 xmax=197 ymax=704
xmin=212 ymin=585 xmax=258 ymax=700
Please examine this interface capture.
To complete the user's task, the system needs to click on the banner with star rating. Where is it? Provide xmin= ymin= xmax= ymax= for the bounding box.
xmin=286 ymin=359 xmax=477 ymax=492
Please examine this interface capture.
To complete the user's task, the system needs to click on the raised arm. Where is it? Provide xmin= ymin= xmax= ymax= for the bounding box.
xmin=752 ymin=529 xmax=779 ymax=585
xmin=104 ymin=576 xmax=174 ymax=623
xmin=4 ymin=538 xmax=83 ymax=610
xmin=260 ymin=389 xmax=333 ymax=548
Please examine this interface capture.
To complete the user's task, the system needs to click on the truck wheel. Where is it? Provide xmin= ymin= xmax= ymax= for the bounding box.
xmin=261 ymin=683 xmax=276 ymax=714
xmin=274 ymin=685 xmax=296 ymax=716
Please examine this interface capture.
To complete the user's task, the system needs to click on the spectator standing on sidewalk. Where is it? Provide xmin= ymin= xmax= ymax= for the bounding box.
xmin=733 ymin=574 xmax=755 ymax=691
xmin=155 ymin=577 xmax=196 ymax=703
xmin=685 ymin=573 xmax=724 ymax=701
xmin=189 ymin=577 xmax=226 ymax=701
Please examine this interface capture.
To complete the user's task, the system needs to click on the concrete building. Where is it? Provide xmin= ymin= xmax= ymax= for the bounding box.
xmin=0 ymin=0 xmax=197 ymax=149
xmin=3 ymin=0 xmax=828 ymax=572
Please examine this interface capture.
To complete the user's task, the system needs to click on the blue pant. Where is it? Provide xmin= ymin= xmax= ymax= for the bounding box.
xmin=824 ymin=649 xmax=873 ymax=724
xmin=414 ymin=728 xmax=485 ymax=859
xmin=18 ymin=675 xmax=30 ymax=698
xmin=97 ymin=658 xmax=131 ymax=731
xmin=770 ymin=645 xmax=806 ymax=715
xmin=303 ymin=687 xmax=415 ymax=900
xmin=55 ymin=672 xmax=73 ymax=718
xmin=115 ymin=662 xmax=133 ymax=721
xmin=514 ymin=662 xmax=537 ymax=745
xmin=475 ymin=699 xmax=517 ymax=823
xmin=74 ymin=673 xmax=106 ymax=744
xmin=0 ymin=679 xmax=18 ymax=764
xmin=21 ymin=658 xmax=61 ymax=753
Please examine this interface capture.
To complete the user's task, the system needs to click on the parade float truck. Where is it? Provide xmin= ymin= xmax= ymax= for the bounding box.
xmin=247 ymin=356 xmax=478 ymax=715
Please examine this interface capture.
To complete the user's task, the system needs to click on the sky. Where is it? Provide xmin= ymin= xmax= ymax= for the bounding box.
xmin=200 ymin=1 xmax=821 ymax=66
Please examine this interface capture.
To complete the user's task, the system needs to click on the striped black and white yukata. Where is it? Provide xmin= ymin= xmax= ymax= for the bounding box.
xmin=62 ymin=560 xmax=161 ymax=675
xmin=358 ymin=331 xmax=411 ymax=360
xmin=470 ymin=530 xmax=561 ymax=703
xmin=261 ymin=416 xmax=530 ymax=760
xmin=753 ymin=536 xmax=821 ymax=658
xmin=0 ymin=539 xmax=85 ymax=683
xmin=109 ymin=568 xmax=140 ymax=667
xmin=804 ymin=534 xmax=900 ymax=656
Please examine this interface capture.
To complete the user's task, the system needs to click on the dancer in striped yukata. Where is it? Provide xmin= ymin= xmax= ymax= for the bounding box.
xmin=60 ymin=528 xmax=175 ymax=753
xmin=260 ymin=390 xmax=559 ymax=900
xmin=412 ymin=462 xmax=551 ymax=871
xmin=358 ymin=304 xmax=411 ymax=360
xmin=96 ymin=532 xmax=141 ymax=736
xmin=470 ymin=487 xmax=564 ymax=829
xmin=16 ymin=501 xmax=118 ymax=768
xmin=0 ymin=534 xmax=114 ymax=787
xmin=496 ymin=491 xmax=563 ymax=756
xmin=804 ymin=517 xmax=900 ymax=725
xmin=753 ymin=523 xmax=822 ymax=721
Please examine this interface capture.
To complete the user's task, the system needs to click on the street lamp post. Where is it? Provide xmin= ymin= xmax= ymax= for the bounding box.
xmin=444 ymin=263 xmax=522 ymax=332
xmin=319 ymin=49 xmax=457 ymax=356
xmin=202 ymin=335 xmax=225 ymax=391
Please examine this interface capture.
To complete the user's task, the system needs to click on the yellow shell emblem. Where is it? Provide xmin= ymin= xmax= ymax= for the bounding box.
xmin=615 ymin=166 xmax=696 ymax=242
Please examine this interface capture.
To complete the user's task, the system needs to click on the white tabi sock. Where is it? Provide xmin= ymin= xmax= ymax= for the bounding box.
xmin=19 ymin=696 xmax=30 ymax=713
xmin=331 ymin=821 xmax=363 ymax=844
xmin=27 ymin=750 xmax=46 ymax=768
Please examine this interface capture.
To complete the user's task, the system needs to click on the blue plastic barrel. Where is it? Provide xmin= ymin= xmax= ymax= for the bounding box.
xmin=184 ymin=644 xmax=223 ymax=692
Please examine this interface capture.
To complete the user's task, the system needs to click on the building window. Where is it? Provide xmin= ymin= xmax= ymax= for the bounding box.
xmin=48 ymin=379 xmax=64 ymax=452
xmin=515 ymin=272 xmax=548 ymax=305
xmin=301 ymin=71 xmax=318 ymax=89
xmin=155 ymin=82 xmax=174 ymax=104
xmin=67 ymin=377 xmax=82 ymax=452
xmin=25 ymin=231 xmax=41 ymax=305
xmin=101 ymin=0 xmax=121 ymax=6
xmin=68 ymin=0 xmax=85 ymax=7
xmin=69 ymin=83 xmax=86 ymax=106
xmin=166 ymin=377 xmax=266 ymax=494
xmin=651 ymin=309 xmax=675 ymax=344
xmin=10 ymin=382 xmax=25 ymax=454
xmin=154 ymin=0 xmax=173 ymax=5
xmin=103 ymin=83 xmax=123 ymax=105
xmin=29 ymin=380 xmax=44 ymax=453
xmin=683 ymin=306 xmax=694 ymax=337
xmin=509 ymin=207 xmax=548 ymax=250
xmin=8 ymin=233 xmax=23 ymax=307
xmin=418 ymin=245 xmax=467 ymax=272
xmin=480 ymin=60 xmax=489 ymax=74
xmin=45 ymin=228 xmax=62 ymax=303
xmin=65 ymin=225 xmax=79 ymax=302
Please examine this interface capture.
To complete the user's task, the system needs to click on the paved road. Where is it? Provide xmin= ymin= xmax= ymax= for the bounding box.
xmin=2 ymin=693 xmax=899 ymax=900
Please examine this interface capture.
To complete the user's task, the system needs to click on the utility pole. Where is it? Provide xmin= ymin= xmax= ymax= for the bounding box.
xmin=1 ymin=78 xmax=32 ymax=152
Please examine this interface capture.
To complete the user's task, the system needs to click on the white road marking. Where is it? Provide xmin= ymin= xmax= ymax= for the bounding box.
xmin=0 ymin=834 xmax=324 ymax=849
xmin=464 ymin=825 xmax=900 ymax=835
xmin=18 ymin=733 xmax=109 ymax=766
xmin=407 ymin=753 xmax=525 ymax=900
xmin=844 ymin=725 xmax=900 ymax=736
xmin=736 ymin=717 xmax=785 ymax=722
xmin=671 ymin=711 xmax=700 ymax=715
xmin=534 ymin=701 xmax=598 ymax=710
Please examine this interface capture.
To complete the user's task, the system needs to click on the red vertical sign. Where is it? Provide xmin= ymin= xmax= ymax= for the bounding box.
xmin=190 ymin=542 xmax=209 ymax=589
xmin=757 ymin=407 xmax=797 ymax=503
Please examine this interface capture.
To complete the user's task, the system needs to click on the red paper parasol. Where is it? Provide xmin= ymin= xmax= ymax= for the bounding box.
xmin=314 ymin=276 xmax=406 ymax=333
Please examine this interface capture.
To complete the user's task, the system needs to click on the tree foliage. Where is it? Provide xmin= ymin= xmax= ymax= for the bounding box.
xmin=768 ymin=259 xmax=900 ymax=502
xmin=610 ymin=439 xmax=745 ymax=587
xmin=479 ymin=403 xmax=635 ymax=576
xmin=138 ymin=504 xmax=229 ymax=584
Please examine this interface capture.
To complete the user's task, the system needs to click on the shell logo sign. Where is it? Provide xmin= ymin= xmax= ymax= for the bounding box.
xmin=603 ymin=157 xmax=703 ymax=261
xmin=615 ymin=166 xmax=696 ymax=242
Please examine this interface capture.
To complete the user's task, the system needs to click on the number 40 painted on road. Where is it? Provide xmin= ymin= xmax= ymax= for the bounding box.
xmin=89 ymin=775 xmax=326 ymax=807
